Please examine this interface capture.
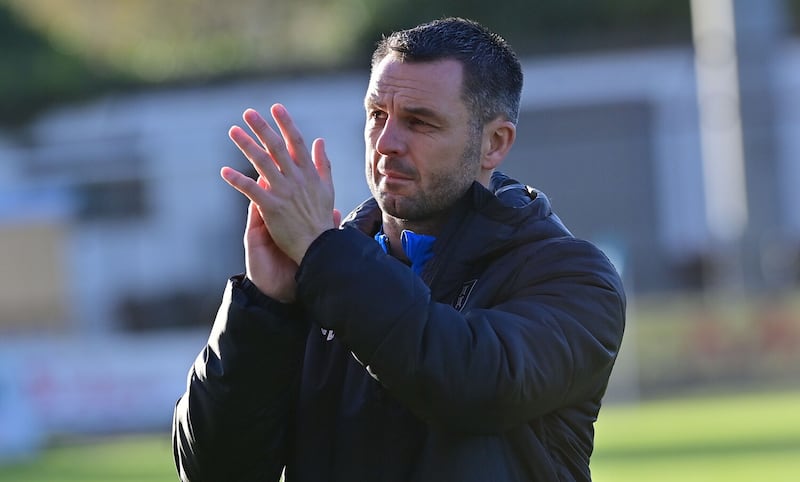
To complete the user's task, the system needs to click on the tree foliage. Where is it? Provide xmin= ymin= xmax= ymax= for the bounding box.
xmin=0 ymin=3 xmax=114 ymax=125
xmin=1 ymin=0 xmax=797 ymax=124
xmin=351 ymin=0 xmax=693 ymax=62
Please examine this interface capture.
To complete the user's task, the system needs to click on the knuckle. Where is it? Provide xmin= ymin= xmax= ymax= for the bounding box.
xmin=271 ymin=138 xmax=287 ymax=154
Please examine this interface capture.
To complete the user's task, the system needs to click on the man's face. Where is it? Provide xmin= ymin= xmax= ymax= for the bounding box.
xmin=364 ymin=55 xmax=482 ymax=222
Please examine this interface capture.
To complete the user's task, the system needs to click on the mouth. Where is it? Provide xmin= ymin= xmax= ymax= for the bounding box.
xmin=379 ymin=170 xmax=415 ymax=182
xmin=377 ymin=158 xmax=416 ymax=181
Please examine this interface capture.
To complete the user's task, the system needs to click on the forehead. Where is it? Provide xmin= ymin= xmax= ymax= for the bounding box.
xmin=365 ymin=56 xmax=466 ymax=112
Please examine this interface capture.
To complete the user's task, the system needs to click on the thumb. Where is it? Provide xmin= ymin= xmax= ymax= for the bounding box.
xmin=333 ymin=208 xmax=342 ymax=227
xmin=246 ymin=201 xmax=261 ymax=230
xmin=312 ymin=138 xmax=333 ymax=184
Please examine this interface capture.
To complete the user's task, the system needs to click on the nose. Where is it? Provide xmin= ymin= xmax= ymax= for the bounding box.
xmin=374 ymin=118 xmax=404 ymax=157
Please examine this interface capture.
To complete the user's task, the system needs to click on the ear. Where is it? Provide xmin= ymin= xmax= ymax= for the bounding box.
xmin=480 ymin=118 xmax=516 ymax=172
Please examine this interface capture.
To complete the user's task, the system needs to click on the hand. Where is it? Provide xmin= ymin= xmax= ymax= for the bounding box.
xmin=242 ymin=196 xmax=298 ymax=303
xmin=221 ymin=105 xmax=337 ymax=299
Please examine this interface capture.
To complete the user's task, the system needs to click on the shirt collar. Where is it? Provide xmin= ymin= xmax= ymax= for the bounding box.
xmin=374 ymin=229 xmax=436 ymax=276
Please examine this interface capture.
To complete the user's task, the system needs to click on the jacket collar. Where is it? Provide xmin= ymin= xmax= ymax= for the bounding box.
xmin=341 ymin=171 xmax=571 ymax=267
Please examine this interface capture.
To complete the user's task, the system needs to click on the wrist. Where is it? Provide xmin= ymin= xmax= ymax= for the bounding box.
xmin=285 ymin=228 xmax=331 ymax=265
xmin=244 ymin=274 xmax=296 ymax=304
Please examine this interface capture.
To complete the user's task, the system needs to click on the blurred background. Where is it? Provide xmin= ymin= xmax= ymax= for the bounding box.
xmin=0 ymin=0 xmax=798 ymax=480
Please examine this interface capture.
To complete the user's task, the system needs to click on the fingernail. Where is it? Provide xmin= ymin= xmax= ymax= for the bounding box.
xmin=272 ymin=104 xmax=286 ymax=118
xmin=243 ymin=109 xmax=263 ymax=123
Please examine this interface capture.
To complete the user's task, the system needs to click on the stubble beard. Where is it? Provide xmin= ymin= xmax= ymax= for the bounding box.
xmin=368 ymin=134 xmax=482 ymax=225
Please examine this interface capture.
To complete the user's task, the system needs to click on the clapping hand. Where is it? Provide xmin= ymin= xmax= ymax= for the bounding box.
xmin=221 ymin=104 xmax=339 ymax=302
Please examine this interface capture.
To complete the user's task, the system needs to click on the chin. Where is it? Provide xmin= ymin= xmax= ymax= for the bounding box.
xmin=372 ymin=194 xmax=405 ymax=218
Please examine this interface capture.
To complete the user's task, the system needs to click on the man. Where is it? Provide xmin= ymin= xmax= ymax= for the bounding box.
xmin=173 ymin=17 xmax=625 ymax=482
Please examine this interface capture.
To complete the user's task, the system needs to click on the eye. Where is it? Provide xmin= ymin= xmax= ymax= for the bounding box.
xmin=408 ymin=117 xmax=439 ymax=131
xmin=368 ymin=110 xmax=387 ymax=121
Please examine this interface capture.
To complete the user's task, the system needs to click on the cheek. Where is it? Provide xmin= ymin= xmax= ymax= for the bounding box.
xmin=364 ymin=134 xmax=380 ymax=163
xmin=364 ymin=153 xmax=376 ymax=186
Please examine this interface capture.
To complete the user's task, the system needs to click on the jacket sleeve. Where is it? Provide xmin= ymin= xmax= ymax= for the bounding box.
xmin=172 ymin=275 xmax=309 ymax=482
xmin=295 ymin=227 xmax=625 ymax=434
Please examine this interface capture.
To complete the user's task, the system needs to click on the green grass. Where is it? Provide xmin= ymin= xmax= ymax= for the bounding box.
xmin=0 ymin=389 xmax=798 ymax=481
xmin=0 ymin=434 xmax=175 ymax=482
xmin=592 ymin=389 xmax=800 ymax=482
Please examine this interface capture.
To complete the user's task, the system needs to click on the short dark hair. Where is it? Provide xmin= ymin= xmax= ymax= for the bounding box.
xmin=371 ymin=17 xmax=523 ymax=126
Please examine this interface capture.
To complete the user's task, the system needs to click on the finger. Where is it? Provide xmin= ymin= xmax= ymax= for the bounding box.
xmin=242 ymin=108 xmax=280 ymax=153
xmin=229 ymin=125 xmax=281 ymax=181
xmin=333 ymin=208 xmax=342 ymax=227
xmin=311 ymin=138 xmax=333 ymax=184
xmin=246 ymin=201 xmax=262 ymax=231
xmin=220 ymin=166 xmax=273 ymax=206
xmin=270 ymin=104 xmax=313 ymax=170
xmin=242 ymin=108 xmax=299 ymax=177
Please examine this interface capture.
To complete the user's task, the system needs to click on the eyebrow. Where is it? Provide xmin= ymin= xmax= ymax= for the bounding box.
xmin=402 ymin=105 xmax=443 ymax=122
xmin=364 ymin=90 xmax=450 ymax=125
xmin=366 ymin=99 xmax=444 ymax=121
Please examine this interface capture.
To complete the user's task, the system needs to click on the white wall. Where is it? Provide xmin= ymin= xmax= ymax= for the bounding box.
xmin=27 ymin=73 xmax=370 ymax=331
xmin=7 ymin=41 xmax=800 ymax=331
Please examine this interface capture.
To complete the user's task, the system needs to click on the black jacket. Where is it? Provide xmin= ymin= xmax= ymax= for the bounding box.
xmin=173 ymin=172 xmax=626 ymax=481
